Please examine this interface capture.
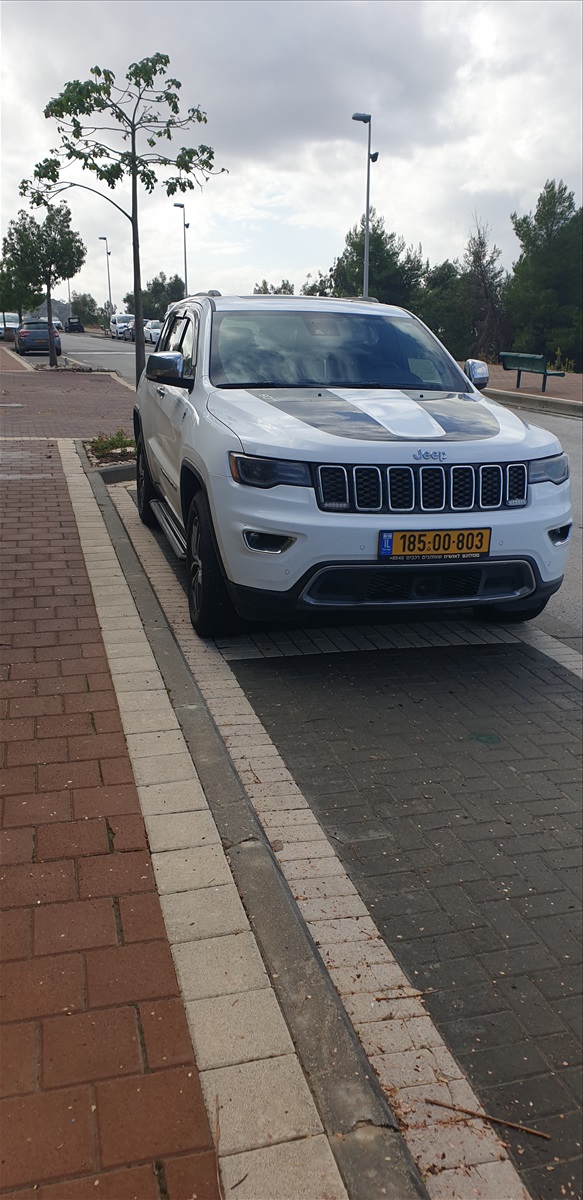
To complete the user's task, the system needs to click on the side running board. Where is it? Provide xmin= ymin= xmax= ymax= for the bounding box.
xmin=149 ymin=500 xmax=187 ymax=560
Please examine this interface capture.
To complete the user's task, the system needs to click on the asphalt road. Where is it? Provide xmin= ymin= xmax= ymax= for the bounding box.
xmin=28 ymin=334 xmax=583 ymax=646
xmin=60 ymin=329 xmax=137 ymax=383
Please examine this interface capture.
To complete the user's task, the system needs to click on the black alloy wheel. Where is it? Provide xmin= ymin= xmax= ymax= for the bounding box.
xmin=136 ymin=435 xmax=157 ymax=527
xmin=186 ymin=492 xmax=236 ymax=637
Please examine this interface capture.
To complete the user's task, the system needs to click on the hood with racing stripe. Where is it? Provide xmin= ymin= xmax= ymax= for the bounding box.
xmin=207 ymin=386 xmax=560 ymax=464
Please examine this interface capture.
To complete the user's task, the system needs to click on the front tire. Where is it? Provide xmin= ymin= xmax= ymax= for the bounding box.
xmin=475 ymin=597 xmax=549 ymax=624
xmin=136 ymin=435 xmax=157 ymax=527
xmin=186 ymin=492 xmax=236 ymax=637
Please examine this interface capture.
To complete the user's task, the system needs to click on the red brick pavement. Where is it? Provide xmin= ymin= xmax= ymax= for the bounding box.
xmin=0 ymin=437 xmax=220 ymax=1199
xmin=0 ymin=367 xmax=135 ymax=439
xmin=0 ymin=346 xmax=28 ymax=373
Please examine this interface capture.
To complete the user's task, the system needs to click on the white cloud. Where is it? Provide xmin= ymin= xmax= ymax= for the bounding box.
xmin=1 ymin=0 xmax=580 ymax=307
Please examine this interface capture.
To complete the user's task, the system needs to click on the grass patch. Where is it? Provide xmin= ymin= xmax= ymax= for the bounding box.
xmin=88 ymin=427 xmax=136 ymax=460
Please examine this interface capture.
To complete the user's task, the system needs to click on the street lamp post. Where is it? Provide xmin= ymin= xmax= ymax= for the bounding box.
xmin=351 ymin=112 xmax=378 ymax=299
xmin=173 ymin=203 xmax=189 ymax=298
xmin=98 ymin=237 xmax=113 ymax=330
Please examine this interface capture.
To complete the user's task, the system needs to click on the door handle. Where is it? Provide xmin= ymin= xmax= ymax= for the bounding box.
xmin=156 ymin=386 xmax=165 ymax=397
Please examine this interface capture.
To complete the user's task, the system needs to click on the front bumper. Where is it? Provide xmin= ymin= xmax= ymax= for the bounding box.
xmin=208 ymin=473 xmax=572 ymax=597
xmin=226 ymin=556 xmax=563 ymax=620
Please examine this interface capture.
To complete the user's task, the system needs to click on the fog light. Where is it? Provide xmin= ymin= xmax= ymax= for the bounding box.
xmin=243 ymin=531 xmax=295 ymax=553
xmin=548 ymin=524 xmax=572 ymax=546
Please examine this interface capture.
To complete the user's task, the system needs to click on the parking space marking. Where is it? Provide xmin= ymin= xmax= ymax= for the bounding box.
xmin=109 ymin=480 xmax=532 ymax=1200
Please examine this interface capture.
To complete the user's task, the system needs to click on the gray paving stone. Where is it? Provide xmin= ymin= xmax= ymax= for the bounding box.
xmin=172 ymin=931 xmax=268 ymax=1000
xmin=152 ymin=844 xmax=232 ymax=893
xmin=145 ymin=810 xmax=219 ymax=851
xmin=161 ymin=884 xmax=249 ymax=942
xmin=138 ymin=779 xmax=208 ymax=814
xmin=219 ymin=1135 xmax=348 ymax=1199
xmin=200 ymin=1055 xmax=322 ymax=1154
xmin=186 ymin=987 xmax=294 ymax=1069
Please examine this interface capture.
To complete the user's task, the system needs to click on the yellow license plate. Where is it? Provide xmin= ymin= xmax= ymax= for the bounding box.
xmin=379 ymin=528 xmax=491 ymax=560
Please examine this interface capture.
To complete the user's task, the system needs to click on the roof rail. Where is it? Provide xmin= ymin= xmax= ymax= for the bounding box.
xmin=234 ymin=294 xmax=381 ymax=303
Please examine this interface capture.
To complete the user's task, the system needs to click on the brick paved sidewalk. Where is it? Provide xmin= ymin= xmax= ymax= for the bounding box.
xmin=0 ymin=440 xmax=220 ymax=1199
xmin=0 ymin=346 xmax=29 ymax=373
xmin=485 ymin=362 xmax=582 ymax=404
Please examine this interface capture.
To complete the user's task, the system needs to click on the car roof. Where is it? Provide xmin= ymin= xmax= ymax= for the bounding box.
xmin=165 ymin=294 xmax=407 ymax=319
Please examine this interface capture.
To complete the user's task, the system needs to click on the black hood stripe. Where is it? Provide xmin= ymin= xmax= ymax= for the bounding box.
xmin=248 ymin=389 xmax=500 ymax=442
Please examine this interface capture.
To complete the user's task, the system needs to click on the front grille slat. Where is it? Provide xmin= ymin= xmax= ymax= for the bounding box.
xmin=451 ymin=466 xmax=475 ymax=509
xmin=506 ymin=463 xmax=528 ymax=505
xmin=354 ymin=466 xmax=382 ymax=510
xmin=318 ymin=465 xmax=349 ymax=510
xmin=317 ymin=462 xmax=527 ymax=513
xmin=480 ymin=465 xmax=503 ymax=508
xmin=420 ymin=466 xmax=446 ymax=511
xmin=387 ymin=467 xmax=414 ymax=511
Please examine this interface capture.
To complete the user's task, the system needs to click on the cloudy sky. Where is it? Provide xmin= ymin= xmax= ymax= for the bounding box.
xmin=2 ymin=0 xmax=581 ymax=311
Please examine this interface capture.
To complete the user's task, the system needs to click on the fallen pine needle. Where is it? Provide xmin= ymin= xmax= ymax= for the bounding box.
xmin=424 ymin=1097 xmax=551 ymax=1140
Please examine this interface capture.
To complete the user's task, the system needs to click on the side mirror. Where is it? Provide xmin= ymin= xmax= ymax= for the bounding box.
xmin=145 ymin=351 xmax=193 ymax=391
xmin=463 ymin=359 xmax=489 ymax=391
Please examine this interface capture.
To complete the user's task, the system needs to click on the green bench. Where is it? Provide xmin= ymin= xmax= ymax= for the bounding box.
xmin=499 ymin=351 xmax=565 ymax=393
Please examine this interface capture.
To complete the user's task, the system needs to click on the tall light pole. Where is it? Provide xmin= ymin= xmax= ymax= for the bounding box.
xmin=98 ymin=237 xmax=113 ymax=326
xmin=352 ymin=112 xmax=378 ymax=299
xmin=173 ymin=203 xmax=189 ymax=298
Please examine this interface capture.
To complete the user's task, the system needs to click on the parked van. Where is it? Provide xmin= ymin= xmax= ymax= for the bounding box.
xmin=110 ymin=314 xmax=134 ymax=339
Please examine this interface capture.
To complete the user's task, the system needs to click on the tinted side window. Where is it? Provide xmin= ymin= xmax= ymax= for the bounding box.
xmin=159 ymin=315 xmax=186 ymax=353
xmin=180 ymin=315 xmax=199 ymax=377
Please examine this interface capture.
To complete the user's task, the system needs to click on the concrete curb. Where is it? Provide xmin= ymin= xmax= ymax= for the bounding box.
xmin=485 ymin=388 xmax=582 ymax=418
xmin=87 ymin=465 xmax=428 ymax=1200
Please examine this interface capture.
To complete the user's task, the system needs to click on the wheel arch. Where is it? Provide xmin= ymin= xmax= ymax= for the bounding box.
xmin=180 ymin=459 xmax=205 ymax=530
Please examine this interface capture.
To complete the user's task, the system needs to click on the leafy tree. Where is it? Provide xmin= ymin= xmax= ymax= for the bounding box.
xmin=124 ymin=271 xmax=185 ymax=320
xmin=2 ymin=206 xmax=86 ymax=364
xmin=20 ymin=53 xmax=223 ymax=384
xmin=416 ymin=260 xmax=472 ymax=361
xmin=253 ymin=279 xmax=295 ymax=295
xmin=301 ymin=270 xmax=333 ymax=296
xmin=0 ymin=260 xmax=44 ymax=328
xmin=328 ymin=210 xmax=424 ymax=308
xmin=71 ymin=291 xmax=97 ymax=325
xmin=462 ymin=218 xmax=508 ymax=361
xmin=505 ymin=180 xmax=582 ymax=369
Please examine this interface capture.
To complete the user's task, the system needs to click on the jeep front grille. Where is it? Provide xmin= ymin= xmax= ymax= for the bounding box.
xmin=315 ymin=462 xmax=528 ymax=513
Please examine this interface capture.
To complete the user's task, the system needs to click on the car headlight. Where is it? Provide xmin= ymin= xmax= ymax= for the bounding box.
xmin=229 ymin=453 xmax=311 ymax=489
xmin=528 ymin=453 xmax=570 ymax=485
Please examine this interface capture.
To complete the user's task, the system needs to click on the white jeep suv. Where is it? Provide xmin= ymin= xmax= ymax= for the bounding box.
xmin=134 ymin=294 xmax=572 ymax=636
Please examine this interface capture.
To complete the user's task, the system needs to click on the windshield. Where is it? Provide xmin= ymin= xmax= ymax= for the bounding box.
xmin=3 ymin=313 xmax=19 ymax=324
xmin=209 ymin=310 xmax=467 ymax=392
xmin=23 ymin=322 xmax=49 ymax=329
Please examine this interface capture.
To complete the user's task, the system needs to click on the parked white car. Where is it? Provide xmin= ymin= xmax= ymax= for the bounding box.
xmin=110 ymin=314 xmax=134 ymax=339
xmin=134 ymin=293 xmax=572 ymax=636
xmin=144 ymin=320 xmax=163 ymax=344
xmin=0 ymin=312 xmax=20 ymax=340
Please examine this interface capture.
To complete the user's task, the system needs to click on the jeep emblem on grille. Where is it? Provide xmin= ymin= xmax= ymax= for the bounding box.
xmin=413 ymin=449 xmax=447 ymax=462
